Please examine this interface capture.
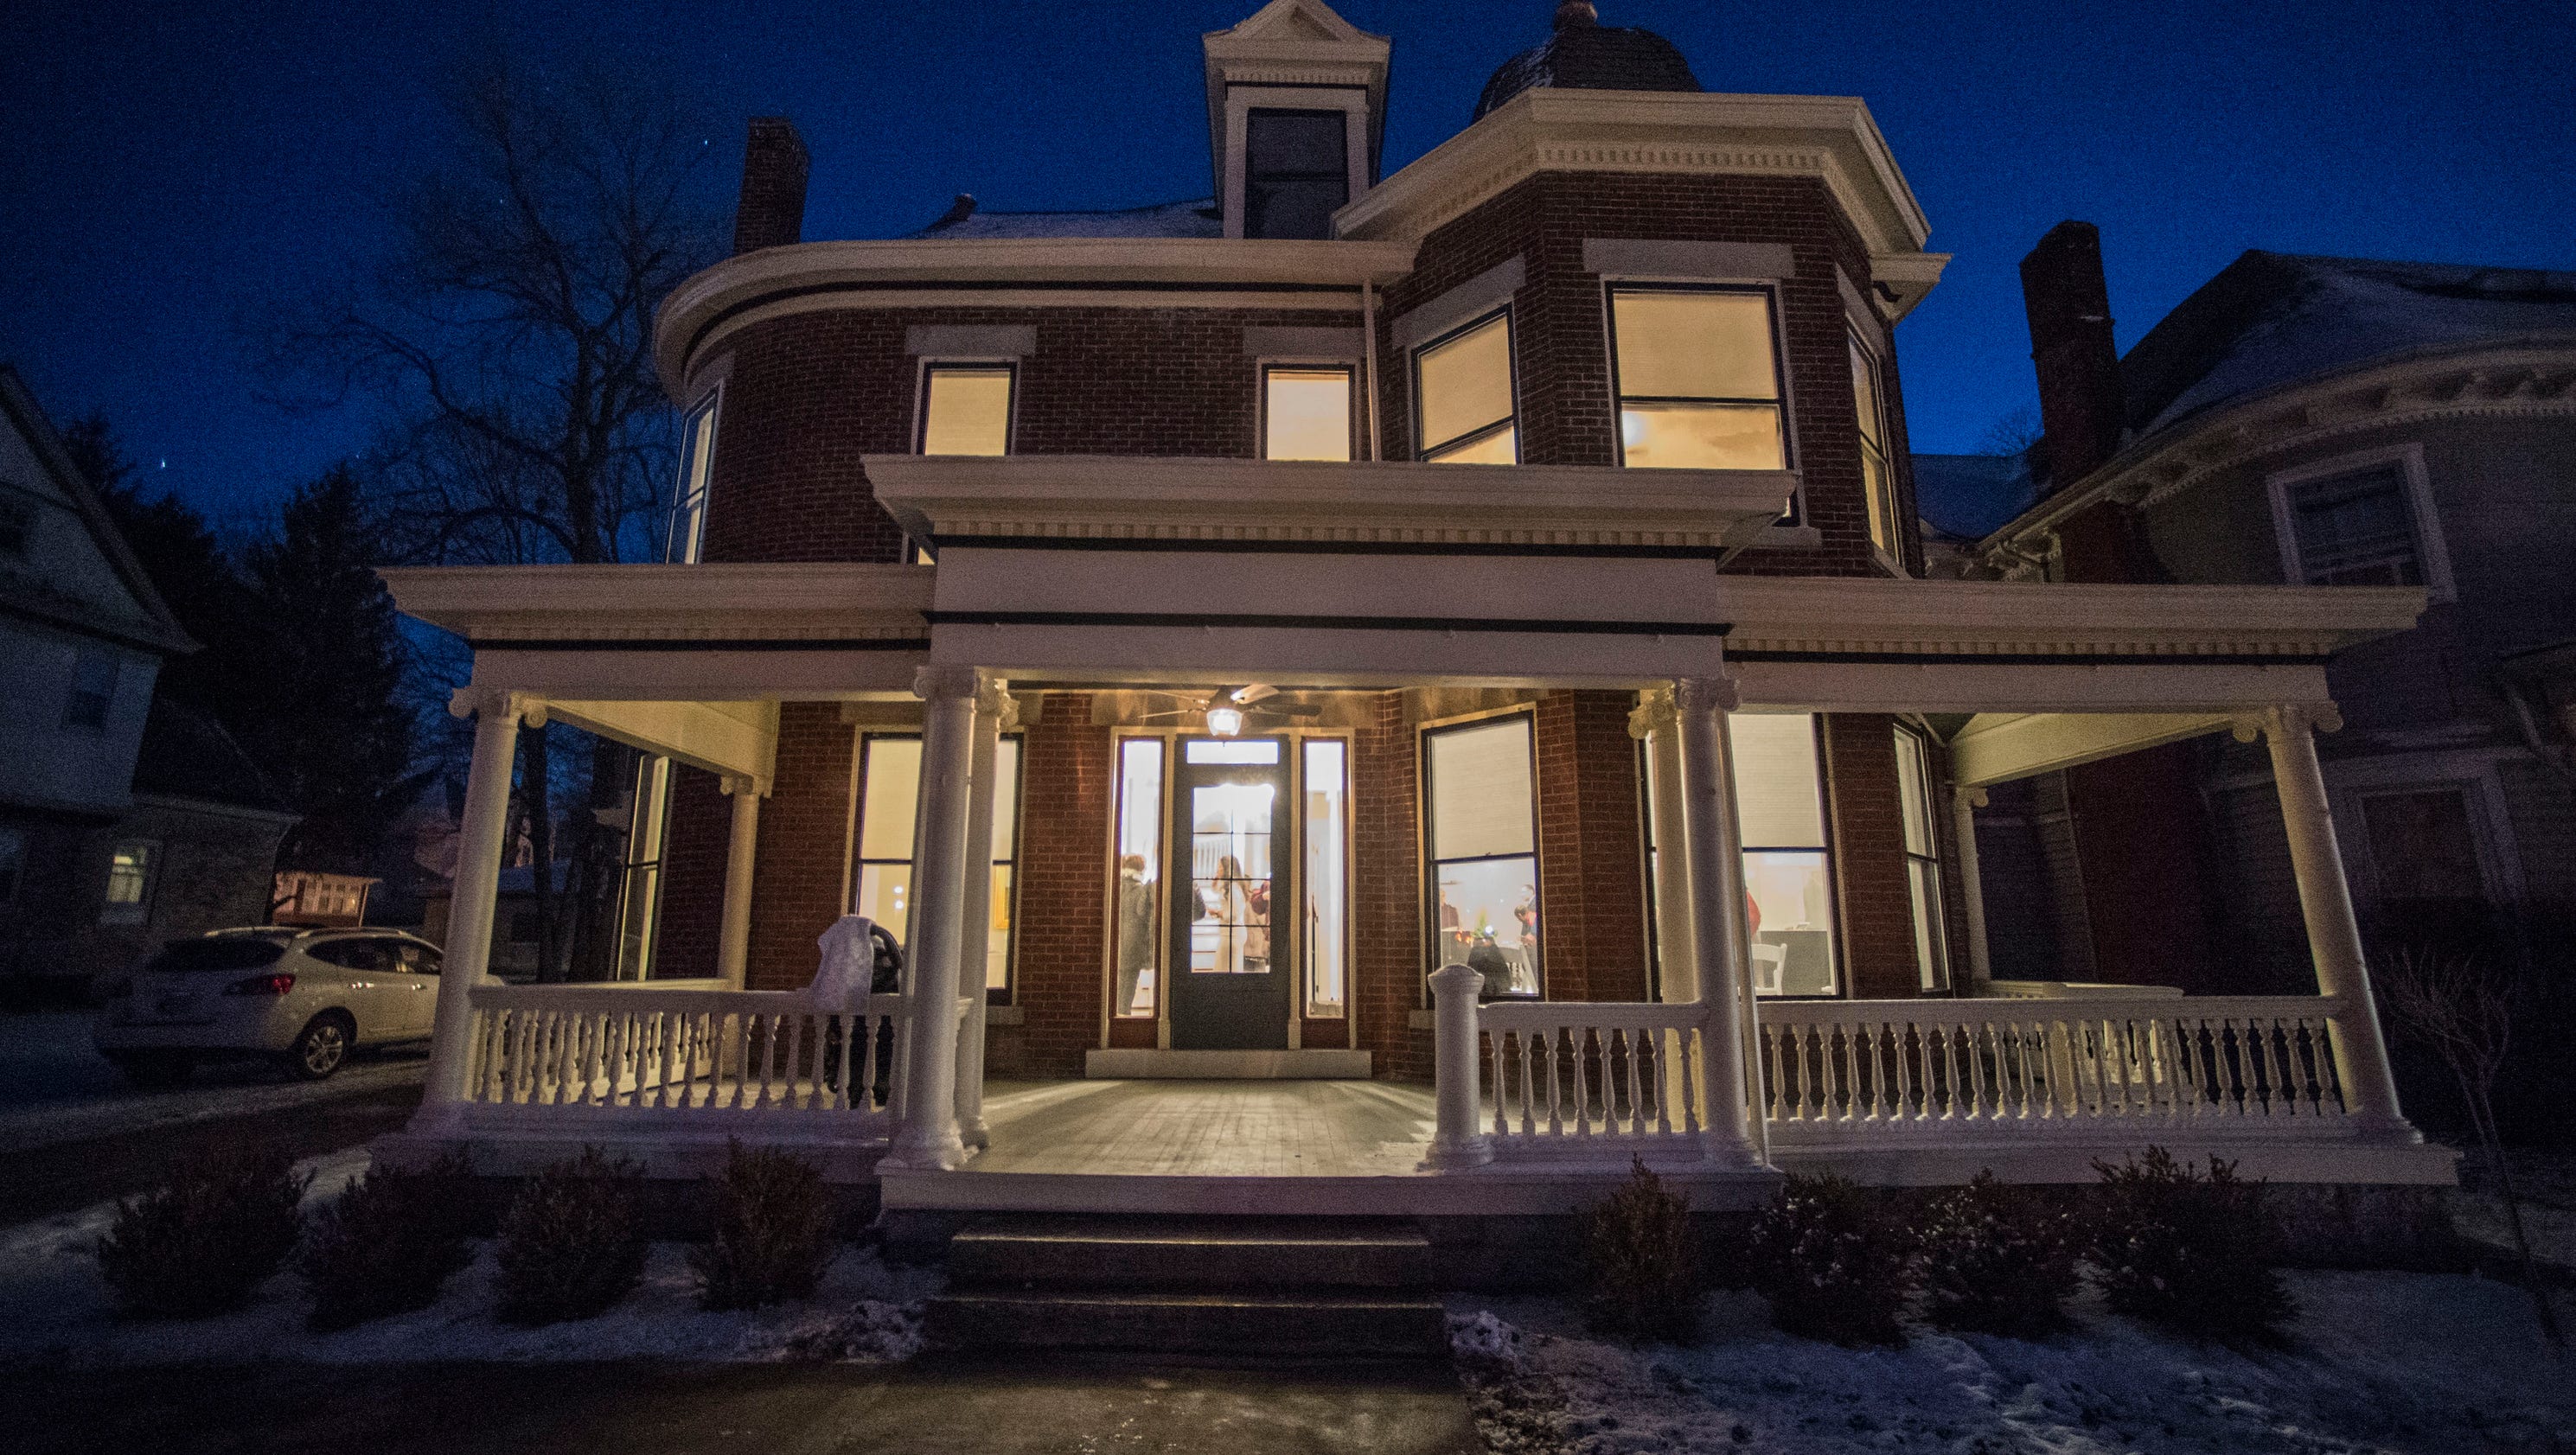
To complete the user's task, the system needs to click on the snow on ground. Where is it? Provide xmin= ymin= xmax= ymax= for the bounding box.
xmin=0 ymin=1147 xmax=938 ymax=1369
xmin=2454 ymin=1147 xmax=2576 ymax=1276
xmin=1448 ymin=1278 xmax=2575 ymax=1455
xmin=0 ymin=1011 xmax=426 ymax=1153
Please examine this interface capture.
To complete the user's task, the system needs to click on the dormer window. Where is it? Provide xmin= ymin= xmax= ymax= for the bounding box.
xmin=1245 ymin=111 xmax=1349 ymax=239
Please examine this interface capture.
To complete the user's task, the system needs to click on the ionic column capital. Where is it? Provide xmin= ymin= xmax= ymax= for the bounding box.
xmin=1671 ymin=674 xmax=1742 ymax=718
xmin=1627 ymin=686 xmax=1676 ymax=741
xmin=720 ymin=774 xmax=771 ymax=799
xmin=913 ymin=664 xmax=982 ymax=705
xmin=1955 ymin=784 xmax=1990 ymax=810
xmin=447 ymin=687 xmax=545 ymax=727
xmin=2240 ymin=703 xmax=2344 ymax=743
xmin=973 ymin=674 xmax=1018 ymax=726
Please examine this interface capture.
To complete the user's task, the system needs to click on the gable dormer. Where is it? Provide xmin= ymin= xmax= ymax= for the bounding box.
xmin=1202 ymin=0 xmax=1390 ymax=239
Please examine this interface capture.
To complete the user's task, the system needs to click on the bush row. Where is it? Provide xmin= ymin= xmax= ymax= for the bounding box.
xmin=1585 ymin=1147 xmax=2295 ymax=1349
xmin=97 ymin=1139 xmax=838 ymax=1329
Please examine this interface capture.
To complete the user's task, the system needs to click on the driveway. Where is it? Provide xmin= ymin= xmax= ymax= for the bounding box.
xmin=0 ymin=1356 xmax=1481 ymax=1455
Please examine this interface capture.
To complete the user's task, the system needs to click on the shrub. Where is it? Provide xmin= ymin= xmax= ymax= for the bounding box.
xmin=690 ymin=1140 xmax=836 ymax=1310
xmin=494 ymin=1148 xmax=649 ymax=1325
xmin=2089 ymin=1146 xmax=2294 ymax=1341
xmin=1916 ymin=1171 xmax=2082 ymax=1337
xmin=1747 ymin=1172 xmax=1914 ymax=1347
xmin=297 ymin=1152 xmax=478 ymax=1331
xmin=98 ymin=1143 xmax=309 ymax=1318
xmin=1577 ymin=1159 xmax=1702 ymax=1343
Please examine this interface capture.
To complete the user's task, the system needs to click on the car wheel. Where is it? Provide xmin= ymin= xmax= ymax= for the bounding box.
xmin=284 ymin=1014 xmax=354 ymax=1081
xmin=109 ymin=1051 xmax=195 ymax=1088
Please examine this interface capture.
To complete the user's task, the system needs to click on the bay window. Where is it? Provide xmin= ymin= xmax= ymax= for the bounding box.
xmin=1413 ymin=311 xmax=1517 ymax=463
xmin=1423 ymin=714 xmax=1539 ymax=995
xmin=1893 ymin=725 xmax=1949 ymax=992
xmin=918 ymin=363 xmax=1014 ymax=456
xmin=1609 ymin=286 xmax=1787 ymax=472
xmin=1850 ymin=331 xmax=1899 ymax=556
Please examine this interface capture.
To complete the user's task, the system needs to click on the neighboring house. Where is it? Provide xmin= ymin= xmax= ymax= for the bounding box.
xmin=1969 ymin=233 xmax=2576 ymax=992
xmin=0 ymin=367 xmax=295 ymax=1000
xmin=419 ymin=860 xmax=566 ymax=981
xmin=378 ymin=1 xmax=2452 ymax=1235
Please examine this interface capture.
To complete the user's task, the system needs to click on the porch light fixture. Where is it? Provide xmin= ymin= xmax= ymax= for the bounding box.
xmin=1205 ymin=704 xmax=1246 ymax=737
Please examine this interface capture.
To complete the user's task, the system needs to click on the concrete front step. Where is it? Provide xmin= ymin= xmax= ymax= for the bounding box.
xmin=924 ymin=1288 xmax=1449 ymax=1356
xmin=947 ymin=1216 xmax=1433 ymax=1292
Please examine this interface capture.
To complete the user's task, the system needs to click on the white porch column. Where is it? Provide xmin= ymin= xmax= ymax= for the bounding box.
xmin=1629 ymin=689 xmax=1697 ymax=1003
xmin=1422 ymin=962 xmax=1493 ymax=1168
xmin=1672 ymin=675 xmax=1760 ymax=1166
xmin=881 ymin=665 xmax=981 ymax=1171
xmin=715 ymin=776 xmax=764 ymax=991
xmin=1951 ymin=786 xmax=1995 ymax=990
xmin=951 ymin=680 xmax=1013 ymax=1151
xmin=416 ymin=688 xmax=537 ymax=1124
xmin=2259 ymin=705 xmax=2416 ymax=1138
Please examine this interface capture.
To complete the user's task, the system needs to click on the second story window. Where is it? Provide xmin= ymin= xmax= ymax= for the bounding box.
xmin=918 ymin=364 xmax=1015 ymax=456
xmin=666 ymin=392 xmax=719 ymax=565
xmin=1413 ymin=311 xmax=1516 ymax=464
xmin=1609 ymin=286 xmax=1786 ymax=472
xmin=1262 ymin=365 xmax=1353 ymax=462
xmin=1244 ymin=110 xmax=1349 ymax=240
xmin=63 ymin=653 xmax=118 ymax=731
xmin=2278 ymin=463 xmax=2426 ymax=587
xmin=1850 ymin=332 xmax=1900 ymax=557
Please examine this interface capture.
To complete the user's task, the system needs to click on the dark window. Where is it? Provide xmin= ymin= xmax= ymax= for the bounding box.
xmin=2284 ymin=466 xmax=2423 ymax=587
xmin=1245 ymin=110 xmax=1348 ymax=240
xmin=2361 ymin=788 xmax=2484 ymax=902
xmin=64 ymin=654 xmax=118 ymax=731
xmin=0 ymin=499 xmax=34 ymax=557
xmin=144 ymin=936 xmax=289 ymax=973
xmin=0 ymin=826 xmax=21 ymax=902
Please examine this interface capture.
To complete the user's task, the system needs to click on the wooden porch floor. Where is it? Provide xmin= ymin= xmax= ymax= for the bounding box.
xmin=972 ymin=1079 xmax=1438 ymax=1177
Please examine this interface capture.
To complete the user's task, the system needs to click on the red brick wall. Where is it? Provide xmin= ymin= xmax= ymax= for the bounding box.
xmin=742 ymin=704 xmax=856 ymax=990
xmin=1352 ymin=692 xmax=1435 ymax=1082
xmin=650 ymin=765 xmax=730 ymax=980
xmin=1370 ymin=170 xmax=1924 ymax=579
xmin=699 ymin=303 xmax=1358 ymax=566
xmin=1012 ymin=693 xmax=1112 ymax=1077
xmin=1533 ymin=691 xmax=1651 ymax=1003
xmin=1821 ymin=712 xmax=1921 ymax=999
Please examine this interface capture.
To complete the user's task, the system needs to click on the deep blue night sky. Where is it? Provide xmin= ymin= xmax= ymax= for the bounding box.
xmin=4 ymin=0 xmax=2570 ymax=531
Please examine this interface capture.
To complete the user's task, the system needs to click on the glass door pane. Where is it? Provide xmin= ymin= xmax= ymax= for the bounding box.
xmin=1188 ymin=782 xmax=1275 ymax=974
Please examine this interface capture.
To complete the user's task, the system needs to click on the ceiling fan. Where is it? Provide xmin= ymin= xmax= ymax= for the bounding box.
xmin=1133 ymin=684 xmax=1322 ymax=736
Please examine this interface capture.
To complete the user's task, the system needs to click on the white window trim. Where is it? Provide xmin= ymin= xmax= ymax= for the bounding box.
xmin=668 ymin=383 xmax=723 ymax=565
xmin=2264 ymin=442 xmax=2456 ymax=601
xmin=1256 ymin=357 xmax=1360 ymax=463
xmin=2323 ymin=748 xmax=2526 ymax=908
xmin=1597 ymin=278 xmax=1806 ymax=534
xmin=1409 ymin=308 xmax=1519 ymax=464
xmin=913 ymin=358 xmax=1021 ymax=457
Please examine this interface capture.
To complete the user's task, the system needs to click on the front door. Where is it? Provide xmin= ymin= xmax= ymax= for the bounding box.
xmin=1169 ymin=737 xmax=1292 ymax=1050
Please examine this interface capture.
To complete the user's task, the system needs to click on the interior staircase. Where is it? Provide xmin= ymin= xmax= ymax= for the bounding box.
xmin=924 ymin=1216 xmax=1449 ymax=1356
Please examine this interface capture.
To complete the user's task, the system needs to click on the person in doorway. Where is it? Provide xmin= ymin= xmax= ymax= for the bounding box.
xmin=1512 ymin=886 xmax=1539 ymax=995
xmin=1208 ymin=855 xmax=1253 ymax=973
xmin=1115 ymin=853 xmax=1154 ymax=1016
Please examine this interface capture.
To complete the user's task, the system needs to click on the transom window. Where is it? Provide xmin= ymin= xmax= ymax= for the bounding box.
xmin=1413 ymin=311 xmax=1517 ymax=464
xmin=1422 ymin=714 xmax=1539 ymax=995
xmin=1850 ymin=332 xmax=1899 ymax=556
xmin=1893 ymin=725 xmax=1949 ymax=992
xmin=918 ymin=364 xmax=1015 ymax=456
xmin=1262 ymin=365 xmax=1354 ymax=462
xmin=1609 ymin=286 xmax=1787 ymax=472
xmin=1244 ymin=109 xmax=1349 ymax=241
xmin=852 ymin=733 xmax=1023 ymax=997
xmin=666 ymin=391 xmax=719 ymax=565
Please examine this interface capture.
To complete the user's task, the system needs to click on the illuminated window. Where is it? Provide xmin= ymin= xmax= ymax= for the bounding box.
xmin=1610 ymin=287 xmax=1786 ymax=472
xmin=1244 ymin=109 xmax=1348 ymax=240
xmin=1850 ymin=332 xmax=1900 ymax=556
xmin=1413 ymin=312 xmax=1517 ymax=464
xmin=666 ymin=391 xmax=719 ymax=564
xmin=63 ymin=653 xmax=118 ymax=731
xmin=1303 ymin=739 xmax=1348 ymax=1018
xmin=1894 ymin=725 xmax=1948 ymax=992
xmin=1423 ymin=715 xmax=1538 ymax=994
xmin=1263 ymin=365 xmax=1353 ymax=462
xmin=1111 ymin=739 xmax=1167 ymax=1019
xmin=1729 ymin=714 xmax=1837 ymax=997
xmin=851 ymin=733 xmax=1023 ymax=995
xmin=101 ymin=839 xmax=157 ymax=926
xmin=918 ymin=364 xmax=1014 ymax=456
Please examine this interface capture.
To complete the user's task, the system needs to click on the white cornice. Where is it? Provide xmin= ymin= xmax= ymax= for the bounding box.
xmin=1334 ymin=90 xmax=1939 ymax=265
xmin=864 ymin=454 xmax=1792 ymax=551
xmin=1979 ymin=339 xmax=2576 ymax=564
xmin=1719 ymin=577 xmax=2426 ymax=660
xmin=380 ymin=563 xmax=934 ymax=643
xmin=654 ymin=237 xmax=1419 ymax=393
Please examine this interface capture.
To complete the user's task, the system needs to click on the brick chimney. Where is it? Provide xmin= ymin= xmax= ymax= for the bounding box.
xmin=732 ymin=117 xmax=810 ymax=256
xmin=2019 ymin=220 xmax=2126 ymax=493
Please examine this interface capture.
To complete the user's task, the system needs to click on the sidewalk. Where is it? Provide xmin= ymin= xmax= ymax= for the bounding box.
xmin=1 ymin=1356 xmax=1481 ymax=1455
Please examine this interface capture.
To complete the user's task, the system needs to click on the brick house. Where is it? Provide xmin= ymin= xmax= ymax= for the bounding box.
xmin=380 ymin=2 xmax=2451 ymax=1221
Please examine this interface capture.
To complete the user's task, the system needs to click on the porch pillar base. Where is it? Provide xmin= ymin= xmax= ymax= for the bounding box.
xmin=1422 ymin=963 xmax=1493 ymax=1171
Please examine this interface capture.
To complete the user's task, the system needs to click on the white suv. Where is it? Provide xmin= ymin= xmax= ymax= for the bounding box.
xmin=95 ymin=928 xmax=444 ymax=1085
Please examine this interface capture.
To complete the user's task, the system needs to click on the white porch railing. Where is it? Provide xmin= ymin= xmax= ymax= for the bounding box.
xmin=1757 ymin=995 xmax=2351 ymax=1133
xmin=1474 ymin=1000 xmax=1715 ymax=1158
xmin=459 ymin=982 xmax=915 ymax=1127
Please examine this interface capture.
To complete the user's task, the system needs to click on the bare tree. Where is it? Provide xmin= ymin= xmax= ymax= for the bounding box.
xmin=258 ymin=56 xmax=723 ymax=979
xmin=2375 ymin=949 xmax=2563 ymax=1346
xmin=1977 ymin=405 xmax=2045 ymax=458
